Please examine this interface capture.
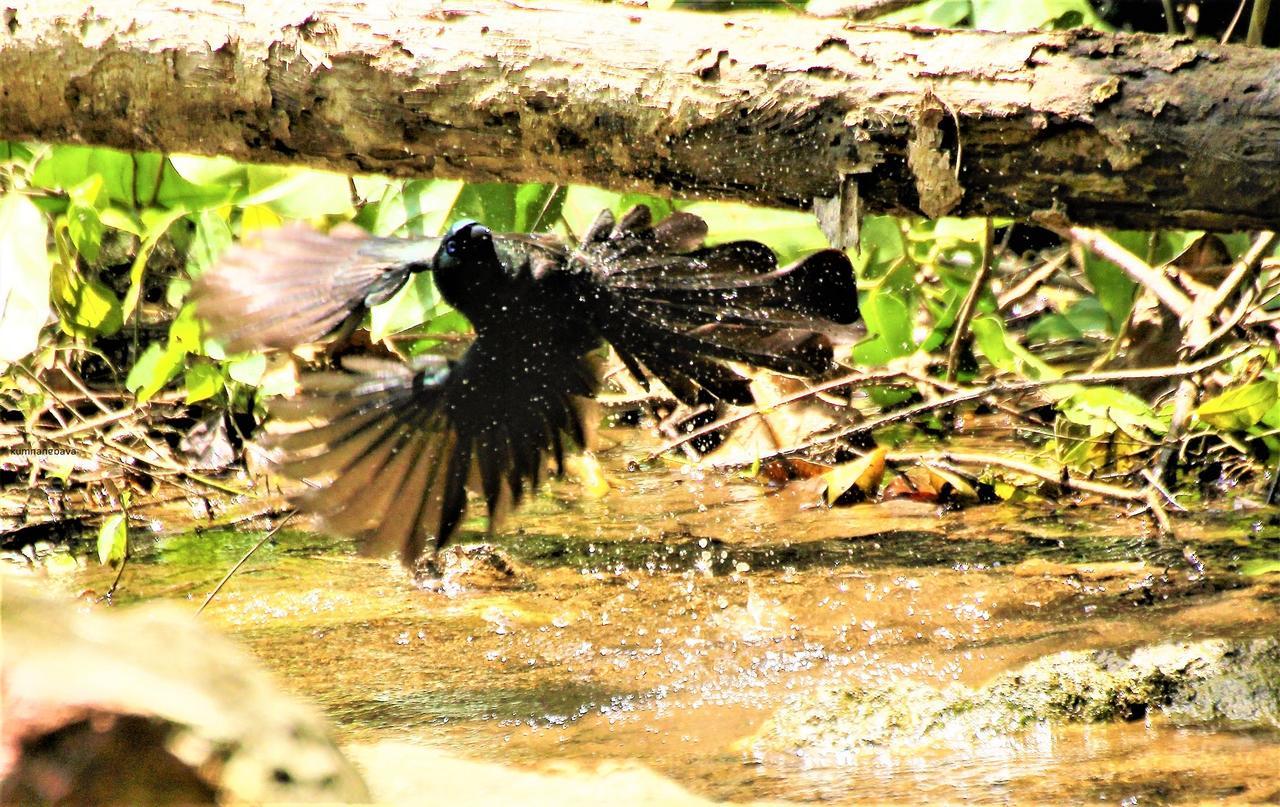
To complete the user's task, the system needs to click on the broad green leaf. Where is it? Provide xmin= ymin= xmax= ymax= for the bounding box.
xmin=971 ymin=314 xmax=1058 ymax=379
xmin=971 ymin=0 xmax=1102 ymax=30
xmin=66 ymin=175 xmax=106 ymax=262
xmin=855 ymin=216 xmax=907 ymax=280
xmin=239 ymin=204 xmax=282 ymax=234
xmin=365 ymin=179 xmax=463 ymax=237
xmin=353 ymin=174 xmax=397 ymax=204
xmin=169 ymin=304 xmax=203 ymax=353
xmin=51 ymin=261 xmax=123 ymax=338
xmin=0 ymin=194 xmax=53 ymax=362
xmin=877 ymin=0 xmax=970 ymax=25
xmin=1026 ymin=298 xmax=1111 ymax=343
xmin=31 ymin=145 xmax=138 ymax=205
xmin=1059 ymin=386 xmax=1167 ymax=435
xmin=126 ymin=342 xmax=185 ymax=402
xmin=169 ymin=153 xmax=246 ymax=186
xmin=857 ymin=290 xmax=915 ymax=360
xmin=183 ymin=362 xmax=223 ymax=404
xmin=681 ymin=201 xmax=827 ymax=265
xmin=370 ymin=272 xmax=443 ymax=341
xmin=513 ymin=183 xmax=566 ymax=233
xmin=1239 ymin=559 xmax=1280 ymax=576
xmin=451 ymin=183 xmax=523 ymax=232
xmin=1196 ymin=381 xmax=1279 ymax=431
xmin=154 ymin=159 xmax=240 ymax=209
xmin=121 ymin=206 xmax=189 ymax=323
xmin=185 ymin=208 xmax=234 ymax=278
xmin=561 ymin=185 xmax=623 ymax=235
xmin=240 ymin=165 xmax=354 ymax=218
xmin=96 ymin=513 xmax=128 ymax=566
xmin=227 ymin=353 xmax=267 ymax=386
xmin=100 ymin=206 xmax=144 ymax=237
xmin=1082 ymin=230 xmax=1144 ymax=332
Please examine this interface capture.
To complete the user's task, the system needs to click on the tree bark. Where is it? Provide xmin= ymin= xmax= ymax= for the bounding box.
xmin=1 ymin=0 xmax=1278 ymax=230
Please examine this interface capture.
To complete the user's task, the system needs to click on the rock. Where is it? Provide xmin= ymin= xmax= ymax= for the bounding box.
xmin=416 ymin=544 xmax=527 ymax=596
xmin=1 ymin=580 xmax=369 ymax=804
xmin=748 ymin=637 xmax=1280 ymax=759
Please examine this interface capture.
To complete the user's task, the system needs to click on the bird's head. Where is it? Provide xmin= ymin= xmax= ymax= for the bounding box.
xmin=434 ymin=220 xmax=495 ymax=272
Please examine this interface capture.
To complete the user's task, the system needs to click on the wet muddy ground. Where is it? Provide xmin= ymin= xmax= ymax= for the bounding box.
xmin=17 ymin=429 xmax=1280 ymax=804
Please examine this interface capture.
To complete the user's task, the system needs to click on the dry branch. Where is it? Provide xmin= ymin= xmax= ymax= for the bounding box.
xmin=1 ymin=1 xmax=1278 ymax=229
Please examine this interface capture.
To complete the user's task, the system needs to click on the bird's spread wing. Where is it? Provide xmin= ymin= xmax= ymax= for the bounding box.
xmin=191 ymin=225 xmax=438 ymax=353
xmin=262 ymin=332 xmax=595 ymax=565
xmin=576 ymin=207 xmax=861 ymax=406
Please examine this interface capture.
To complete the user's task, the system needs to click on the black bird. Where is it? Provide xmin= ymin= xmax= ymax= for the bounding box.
xmin=192 ymin=206 xmax=860 ymax=568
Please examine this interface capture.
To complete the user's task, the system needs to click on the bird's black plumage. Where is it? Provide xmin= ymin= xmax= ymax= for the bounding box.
xmin=192 ymin=206 xmax=860 ymax=568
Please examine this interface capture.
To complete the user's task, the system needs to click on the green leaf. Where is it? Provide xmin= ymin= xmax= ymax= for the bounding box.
xmin=96 ymin=513 xmax=128 ymax=566
xmin=370 ymin=272 xmax=443 ymax=341
xmin=866 ymin=290 xmax=916 ymax=355
xmin=971 ymin=314 xmax=1058 ymax=380
xmin=154 ymin=157 xmax=241 ymax=209
xmin=52 ymin=262 xmax=123 ymax=338
xmin=240 ymin=165 xmax=354 ymax=218
xmin=183 ymin=362 xmax=223 ymax=404
xmin=1239 ymin=559 xmax=1280 ymax=577
xmin=1059 ymin=386 xmax=1167 ymax=436
xmin=126 ymin=342 xmax=185 ymax=402
xmin=854 ymin=216 xmax=907 ymax=280
xmin=1082 ymin=230 xmax=1145 ymax=333
xmin=168 ymin=303 xmax=203 ymax=353
xmin=66 ymin=175 xmax=107 ymax=263
xmin=121 ymin=206 xmax=189 ymax=324
xmin=0 ymin=194 xmax=53 ymax=362
xmin=877 ymin=0 xmax=970 ymax=25
xmin=31 ymin=145 xmax=139 ymax=205
xmin=169 ymin=153 xmax=246 ymax=186
xmin=1196 ymin=381 xmax=1279 ymax=431
xmin=227 ymin=353 xmax=267 ymax=386
xmin=451 ymin=183 xmax=520 ymax=232
xmin=185 ymin=208 xmax=234 ymax=278
xmin=1026 ymin=298 xmax=1111 ymax=343
xmin=364 ymin=179 xmax=463 ymax=237
xmin=513 ymin=183 xmax=566 ymax=233
xmin=561 ymin=186 xmax=623 ymax=235
xmin=681 ymin=201 xmax=828 ymax=265
xmin=971 ymin=0 xmax=1103 ymax=30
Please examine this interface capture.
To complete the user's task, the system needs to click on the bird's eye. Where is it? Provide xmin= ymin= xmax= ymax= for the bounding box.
xmin=445 ymin=239 xmax=459 ymax=256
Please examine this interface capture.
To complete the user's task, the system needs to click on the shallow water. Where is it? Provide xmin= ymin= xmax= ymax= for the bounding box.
xmin=23 ymin=429 xmax=1280 ymax=804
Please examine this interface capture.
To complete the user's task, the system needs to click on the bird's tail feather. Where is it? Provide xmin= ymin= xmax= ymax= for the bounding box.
xmin=586 ymin=207 xmax=860 ymax=406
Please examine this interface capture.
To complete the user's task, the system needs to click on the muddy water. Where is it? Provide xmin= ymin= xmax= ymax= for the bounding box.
xmin=30 ymin=430 xmax=1280 ymax=804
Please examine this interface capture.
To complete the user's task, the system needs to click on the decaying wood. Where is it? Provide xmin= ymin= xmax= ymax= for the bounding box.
xmin=0 ymin=0 xmax=1278 ymax=229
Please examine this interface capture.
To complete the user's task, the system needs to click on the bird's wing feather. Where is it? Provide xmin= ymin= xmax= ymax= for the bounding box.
xmin=262 ymin=332 xmax=594 ymax=566
xmin=191 ymin=225 xmax=436 ymax=353
xmin=575 ymin=208 xmax=860 ymax=405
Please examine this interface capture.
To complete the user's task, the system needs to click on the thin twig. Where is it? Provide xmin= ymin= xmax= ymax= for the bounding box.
xmin=1055 ymin=226 xmax=1193 ymax=318
xmin=1143 ymin=486 xmax=1175 ymax=535
xmin=1247 ymin=0 xmax=1273 ymax=45
xmin=648 ymin=369 xmax=909 ymax=459
xmin=1140 ymin=468 xmax=1187 ymax=512
xmin=882 ymin=449 xmax=1145 ymax=501
xmin=757 ymin=346 xmax=1250 ymax=461
xmin=1222 ymin=0 xmax=1250 ymax=42
xmin=945 ymin=217 xmax=994 ymax=383
xmin=103 ymin=549 xmax=130 ymax=601
xmin=196 ymin=511 xmax=297 ymax=615
xmin=997 ymin=250 xmax=1069 ymax=312
xmin=1195 ymin=231 xmax=1275 ymax=319
xmin=1184 ymin=230 xmax=1276 ymax=351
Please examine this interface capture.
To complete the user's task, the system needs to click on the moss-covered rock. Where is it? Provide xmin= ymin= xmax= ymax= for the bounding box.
xmin=749 ymin=637 xmax=1280 ymax=759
